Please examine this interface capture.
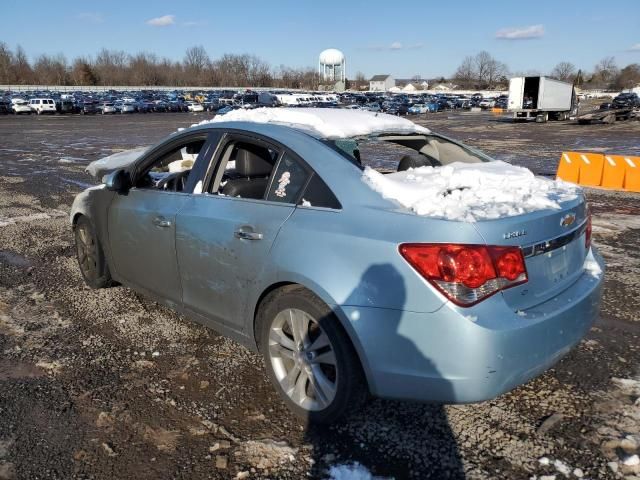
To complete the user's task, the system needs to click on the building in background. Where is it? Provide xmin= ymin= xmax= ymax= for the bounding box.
xmin=369 ymin=75 xmax=395 ymax=91
xmin=319 ymin=48 xmax=346 ymax=92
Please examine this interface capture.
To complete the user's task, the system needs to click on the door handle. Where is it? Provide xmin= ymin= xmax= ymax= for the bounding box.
xmin=234 ymin=229 xmax=263 ymax=240
xmin=153 ymin=216 xmax=172 ymax=228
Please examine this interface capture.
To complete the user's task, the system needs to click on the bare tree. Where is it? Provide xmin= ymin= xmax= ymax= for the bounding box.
xmin=454 ymin=52 xmax=507 ymax=88
xmin=33 ymin=54 xmax=68 ymax=85
xmin=485 ymin=59 xmax=508 ymax=88
xmin=352 ymin=71 xmax=366 ymax=90
xmin=0 ymin=42 xmax=14 ymax=84
xmin=550 ymin=62 xmax=576 ymax=82
xmin=70 ymin=57 xmax=97 ymax=85
xmin=183 ymin=46 xmax=209 ymax=84
xmin=12 ymin=45 xmax=34 ymax=85
xmin=593 ymin=56 xmax=618 ymax=87
xmin=613 ymin=63 xmax=640 ymax=90
xmin=94 ymin=49 xmax=129 ymax=85
xmin=454 ymin=56 xmax=475 ymax=87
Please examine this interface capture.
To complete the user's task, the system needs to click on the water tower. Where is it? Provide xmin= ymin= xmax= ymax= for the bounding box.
xmin=319 ymin=48 xmax=346 ymax=90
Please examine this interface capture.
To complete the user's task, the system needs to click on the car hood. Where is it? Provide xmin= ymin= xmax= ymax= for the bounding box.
xmin=86 ymin=147 xmax=149 ymax=179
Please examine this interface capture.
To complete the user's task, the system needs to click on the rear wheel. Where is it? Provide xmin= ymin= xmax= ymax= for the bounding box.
xmin=258 ymin=286 xmax=367 ymax=424
xmin=535 ymin=112 xmax=548 ymax=123
xmin=74 ymin=216 xmax=112 ymax=289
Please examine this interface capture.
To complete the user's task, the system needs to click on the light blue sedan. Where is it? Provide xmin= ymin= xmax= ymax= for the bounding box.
xmin=71 ymin=108 xmax=604 ymax=423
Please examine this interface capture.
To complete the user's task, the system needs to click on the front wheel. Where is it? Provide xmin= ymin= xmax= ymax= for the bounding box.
xmin=258 ymin=286 xmax=367 ymax=424
xmin=74 ymin=216 xmax=113 ymax=289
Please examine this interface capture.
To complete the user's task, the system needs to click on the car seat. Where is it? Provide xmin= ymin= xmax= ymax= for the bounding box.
xmin=221 ymin=145 xmax=273 ymax=199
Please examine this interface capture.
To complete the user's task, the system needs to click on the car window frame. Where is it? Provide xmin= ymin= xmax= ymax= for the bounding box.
xmin=128 ymin=131 xmax=218 ymax=195
xmin=204 ymin=132 xmax=284 ymax=199
xmin=199 ymin=128 xmax=340 ymax=210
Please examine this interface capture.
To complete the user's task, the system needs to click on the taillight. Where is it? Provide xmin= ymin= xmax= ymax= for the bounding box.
xmin=585 ymin=209 xmax=592 ymax=250
xmin=399 ymin=243 xmax=528 ymax=307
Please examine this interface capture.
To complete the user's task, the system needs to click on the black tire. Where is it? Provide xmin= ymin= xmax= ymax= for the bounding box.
xmin=257 ymin=285 xmax=367 ymax=424
xmin=74 ymin=216 xmax=113 ymax=289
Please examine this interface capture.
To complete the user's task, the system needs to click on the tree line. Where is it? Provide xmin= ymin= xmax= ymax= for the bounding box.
xmin=453 ymin=51 xmax=640 ymax=90
xmin=0 ymin=44 xmax=319 ymax=89
xmin=2 ymin=42 xmax=639 ymax=91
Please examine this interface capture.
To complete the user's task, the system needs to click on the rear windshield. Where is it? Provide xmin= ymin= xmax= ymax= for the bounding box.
xmin=326 ymin=134 xmax=493 ymax=172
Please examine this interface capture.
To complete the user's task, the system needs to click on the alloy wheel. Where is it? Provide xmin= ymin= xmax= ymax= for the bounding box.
xmin=76 ymin=223 xmax=98 ymax=280
xmin=268 ymin=308 xmax=338 ymax=411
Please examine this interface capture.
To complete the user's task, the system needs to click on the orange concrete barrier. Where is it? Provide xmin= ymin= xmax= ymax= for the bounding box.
xmin=556 ymin=152 xmax=580 ymax=183
xmin=602 ymin=155 xmax=628 ymax=189
xmin=622 ymin=156 xmax=640 ymax=192
xmin=491 ymin=107 xmax=504 ymax=114
xmin=577 ymin=152 xmax=604 ymax=187
xmin=557 ymin=151 xmax=640 ymax=192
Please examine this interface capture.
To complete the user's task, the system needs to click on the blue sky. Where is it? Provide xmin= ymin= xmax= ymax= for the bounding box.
xmin=3 ymin=0 xmax=639 ymax=78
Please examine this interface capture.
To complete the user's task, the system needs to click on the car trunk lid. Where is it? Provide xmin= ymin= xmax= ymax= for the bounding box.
xmin=471 ymin=195 xmax=589 ymax=310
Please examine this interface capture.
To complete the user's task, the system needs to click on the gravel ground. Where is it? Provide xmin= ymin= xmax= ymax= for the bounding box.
xmin=0 ymin=111 xmax=639 ymax=480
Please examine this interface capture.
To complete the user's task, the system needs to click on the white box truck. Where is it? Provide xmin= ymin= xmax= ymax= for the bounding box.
xmin=508 ymin=76 xmax=577 ymax=122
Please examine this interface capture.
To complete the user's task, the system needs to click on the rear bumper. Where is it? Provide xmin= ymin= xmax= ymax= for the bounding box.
xmin=342 ymin=249 xmax=604 ymax=403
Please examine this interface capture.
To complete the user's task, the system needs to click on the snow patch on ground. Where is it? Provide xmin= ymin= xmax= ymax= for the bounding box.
xmin=0 ymin=211 xmax=67 ymax=227
xmin=195 ymin=107 xmax=430 ymax=139
xmin=58 ymin=156 xmax=87 ymax=164
xmin=363 ymin=161 xmax=579 ymax=222
xmin=327 ymin=463 xmax=390 ymax=480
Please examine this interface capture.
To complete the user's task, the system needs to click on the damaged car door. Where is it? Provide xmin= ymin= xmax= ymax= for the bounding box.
xmin=175 ymin=134 xmax=309 ymax=331
xmin=107 ymin=133 xmax=214 ymax=306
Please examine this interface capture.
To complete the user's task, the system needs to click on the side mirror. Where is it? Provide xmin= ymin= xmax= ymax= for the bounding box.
xmin=104 ymin=169 xmax=131 ymax=193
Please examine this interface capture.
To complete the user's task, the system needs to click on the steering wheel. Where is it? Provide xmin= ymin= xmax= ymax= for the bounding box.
xmin=156 ymin=170 xmax=190 ymax=192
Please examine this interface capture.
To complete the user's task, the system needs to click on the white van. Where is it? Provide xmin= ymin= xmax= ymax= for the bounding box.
xmin=29 ymin=98 xmax=57 ymax=115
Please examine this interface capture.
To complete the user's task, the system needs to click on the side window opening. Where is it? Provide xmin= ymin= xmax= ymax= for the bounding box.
xmin=136 ymin=139 xmax=205 ymax=192
xmin=300 ymin=174 xmax=341 ymax=210
xmin=266 ymin=153 xmax=310 ymax=204
xmin=213 ymin=141 xmax=278 ymax=200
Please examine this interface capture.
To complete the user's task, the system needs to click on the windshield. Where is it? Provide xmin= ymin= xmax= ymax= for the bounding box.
xmin=325 ymin=134 xmax=493 ymax=172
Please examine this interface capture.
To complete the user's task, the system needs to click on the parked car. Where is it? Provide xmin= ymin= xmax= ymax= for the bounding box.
xmin=11 ymin=99 xmax=32 ymax=114
xmin=71 ymin=108 xmax=603 ymax=423
xmin=494 ymin=97 xmax=508 ymax=109
xmin=115 ymin=102 xmax=136 ymax=114
xmin=385 ymin=103 xmax=409 ymax=115
xmin=215 ymin=105 xmax=234 ymax=115
xmin=408 ymin=104 xmax=429 ymax=114
xmin=98 ymin=102 xmax=117 ymax=114
xmin=78 ymin=101 xmax=99 ymax=114
xmin=134 ymin=101 xmax=151 ymax=113
xmin=187 ymin=102 xmax=204 ymax=112
xmin=29 ymin=98 xmax=57 ymax=114
xmin=56 ymin=98 xmax=76 ymax=114
xmin=0 ymin=99 xmax=12 ymax=114
xmin=612 ymin=92 xmax=640 ymax=109
xmin=479 ymin=98 xmax=496 ymax=109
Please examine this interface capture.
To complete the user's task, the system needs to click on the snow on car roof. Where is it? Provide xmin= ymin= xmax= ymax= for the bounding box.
xmin=195 ymin=107 xmax=430 ymax=139
xmin=363 ymin=161 xmax=580 ymax=222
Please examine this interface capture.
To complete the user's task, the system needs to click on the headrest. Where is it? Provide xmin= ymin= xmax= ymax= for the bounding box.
xmin=397 ymin=154 xmax=435 ymax=172
xmin=234 ymin=145 xmax=273 ymax=177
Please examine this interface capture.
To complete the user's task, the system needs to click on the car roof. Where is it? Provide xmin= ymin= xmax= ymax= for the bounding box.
xmin=184 ymin=107 xmax=430 ymax=140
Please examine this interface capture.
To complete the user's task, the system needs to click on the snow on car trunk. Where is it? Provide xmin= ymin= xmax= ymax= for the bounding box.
xmin=362 ymin=161 xmax=579 ymax=223
xmin=364 ymin=161 xmax=593 ymax=311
